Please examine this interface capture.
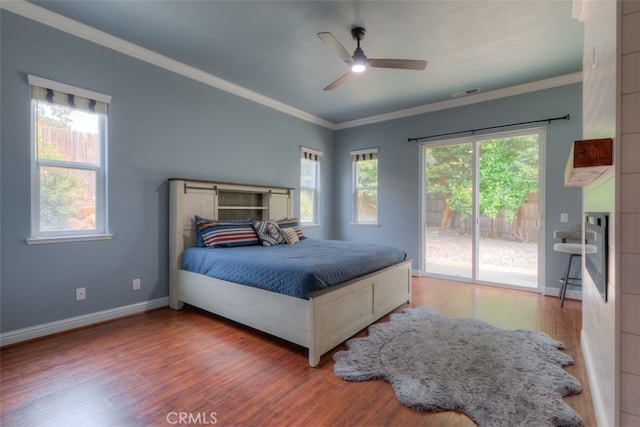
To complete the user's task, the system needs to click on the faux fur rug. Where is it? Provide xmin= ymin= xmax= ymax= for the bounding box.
xmin=333 ymin=307 xmax=584 ymax=427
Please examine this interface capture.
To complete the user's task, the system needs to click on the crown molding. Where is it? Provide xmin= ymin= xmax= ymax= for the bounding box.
xmin=2 ymin=1 xmax=582 ymax=131
xmin=335 ymin=72 xmax=583 ymax=130
xmin=1 ymin=0 xmax=336 ymax=130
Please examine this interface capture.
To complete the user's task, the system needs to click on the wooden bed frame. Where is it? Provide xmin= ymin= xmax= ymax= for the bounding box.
xmin=168 ymin=178 xmax=412 ymax=367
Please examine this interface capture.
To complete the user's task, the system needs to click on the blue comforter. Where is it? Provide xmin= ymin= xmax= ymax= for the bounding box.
xmin=181 ymin=238 xmax=407 ymax=299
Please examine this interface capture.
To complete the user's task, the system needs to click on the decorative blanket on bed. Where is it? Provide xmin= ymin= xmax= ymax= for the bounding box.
xmin=181 ymin=238 xmax=407 ymax=299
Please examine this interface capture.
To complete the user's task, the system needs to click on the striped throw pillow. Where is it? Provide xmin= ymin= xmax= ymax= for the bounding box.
xmin=276 ymin=218 xmax=305 ymax=240
xmin=196 ymin=219 xmax=259 ymax=248
xmin=281 ymin=227 xmax=299 ymax=245
xmin=194 ymin=215 xmax=250 ymax=247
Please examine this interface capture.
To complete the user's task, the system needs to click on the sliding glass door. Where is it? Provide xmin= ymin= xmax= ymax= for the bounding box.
xmin=424 ymin=142 xmax=474 ymax=279
xmin=422 ymin=129 xmax=543 ymax=291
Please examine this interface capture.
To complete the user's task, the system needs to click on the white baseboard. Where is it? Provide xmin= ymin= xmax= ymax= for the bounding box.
xmin=581 ymin=330 xmax=609 ymax=427
xmin=543 ymin=286 xmax=583 ymax=301
xmin=412 ymin=273 xmax=582 ymax=301
xmin=0 ymin=297 xmax=169 ymax=347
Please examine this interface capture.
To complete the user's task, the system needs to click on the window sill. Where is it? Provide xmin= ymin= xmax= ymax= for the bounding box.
xmin=26 ymin=234 xmax=114 ymax=245
xmin=351 ymin=223 xmax=381 ymax=227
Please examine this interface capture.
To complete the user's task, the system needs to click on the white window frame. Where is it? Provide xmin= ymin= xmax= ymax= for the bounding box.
xmin=27 ymin=75 xmax=112 ymax=244
xmin=300 ymin=147 xmax=321 ymax=225
xmin=352 ymin=148 xmax=379 ymax=225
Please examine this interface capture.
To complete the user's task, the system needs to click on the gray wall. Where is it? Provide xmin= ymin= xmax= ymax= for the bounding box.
xmin=0 ymin=11 xmax=334 ymax=332
xmin=1 ymin=10 xmax=583 ymax=334
xmin=334 ymin=83 xmax=584 ymax=289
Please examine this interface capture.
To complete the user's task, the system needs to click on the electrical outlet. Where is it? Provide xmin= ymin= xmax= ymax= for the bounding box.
xmin=560 ymin=213 xmax=569 ymax=223
xmin=132 ymin=278 xmax=141 ymax=290
xmin=76 ymin=287 xmax=86 ymax=301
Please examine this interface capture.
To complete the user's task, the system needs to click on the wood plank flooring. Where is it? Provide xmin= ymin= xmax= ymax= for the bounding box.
xmin=1 ymin=277 xmax=596 ymax=426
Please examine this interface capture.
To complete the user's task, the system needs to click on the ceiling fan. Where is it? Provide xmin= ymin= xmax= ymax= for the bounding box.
xmin=317 ymin=27 xmax=427 ymax=91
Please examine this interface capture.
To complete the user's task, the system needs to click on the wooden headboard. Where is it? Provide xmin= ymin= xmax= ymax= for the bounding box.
xmin=168 ymin=178 xmax=294 ymax=307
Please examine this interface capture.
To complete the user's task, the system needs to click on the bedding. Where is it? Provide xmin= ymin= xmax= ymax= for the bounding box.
xmin=195 ymin=215 xmax=253 ymax=247
xmin=252 ymin=219 xmax=286 ymax=246
xmin=181 ymin=238 xmax=407 ymax=299
xmin=281 ymin=227 xmax=300 ymax=245
xmin=196 ymin=218 xmax=259 ymax=248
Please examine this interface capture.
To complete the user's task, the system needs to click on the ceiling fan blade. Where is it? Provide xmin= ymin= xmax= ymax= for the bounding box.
xmin=323 ymin=71 xmax=354 ymax=91
xmin=317 ymin=32 xmax=352 ymax=63
xmin=369 ymin=59 xmax=427 ymax=70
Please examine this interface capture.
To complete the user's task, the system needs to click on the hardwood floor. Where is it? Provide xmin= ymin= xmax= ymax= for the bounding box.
xmin=1 ymin=277 xmax=596 ymax=426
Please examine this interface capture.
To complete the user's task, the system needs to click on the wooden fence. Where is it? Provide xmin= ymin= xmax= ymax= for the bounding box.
xmin=426 ymin=192 xmax=539 ymax=242
xmin=39 ymin=126 xmax=98 ymax=164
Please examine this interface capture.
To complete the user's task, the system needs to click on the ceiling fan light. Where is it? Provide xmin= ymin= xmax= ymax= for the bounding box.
xmin=351 ymin=45 xmax=367 ymax=73
xmin=352 ymin=62 xmax=366 ymax=73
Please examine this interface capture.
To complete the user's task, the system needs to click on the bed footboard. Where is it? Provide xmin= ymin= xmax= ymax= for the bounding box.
xmin=173 ymin=260 xmax=411 ymax=368
xmin=308 ymin=260 xmax=412 ymax=367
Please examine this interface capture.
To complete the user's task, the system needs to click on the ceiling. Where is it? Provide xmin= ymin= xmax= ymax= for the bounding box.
xmin=24 ymin=0 xmax=583 ymax=126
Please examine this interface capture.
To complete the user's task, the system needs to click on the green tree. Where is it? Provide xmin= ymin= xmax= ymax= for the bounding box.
xmin=425 ymin=135 xmax=538 ymax=235
xmin=479 ymin=136 xmax=538 ymax=220
xmin=299 ymin=189 xmax=314 ymax=222
xmin=355 ymin=159 xmax=378 ymax=220
xmin=425 ymin=143 xmax=472 ymax=228
xmin=36 ymin=104 xmax=85 ymax=230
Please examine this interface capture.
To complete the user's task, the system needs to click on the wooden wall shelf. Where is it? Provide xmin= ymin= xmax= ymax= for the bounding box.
xmin=564 ymin=138 xmax=613 ymax=187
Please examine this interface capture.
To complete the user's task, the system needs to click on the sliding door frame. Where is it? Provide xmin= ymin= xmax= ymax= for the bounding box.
xmin=419 ymin=127 xmax=546 ymax=293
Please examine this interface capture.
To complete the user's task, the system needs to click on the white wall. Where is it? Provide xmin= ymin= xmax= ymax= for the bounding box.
xmin=581 ymin=0 xmax=640 ymax=425
xmin=580 ymin=0 xmax=617 ymax=425
xmin=619 ymin=1 xmax=640 ymax=425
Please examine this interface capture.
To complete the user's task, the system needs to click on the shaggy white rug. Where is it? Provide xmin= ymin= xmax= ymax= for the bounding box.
xmin=333 ymin=307 xmax=584 ymax=427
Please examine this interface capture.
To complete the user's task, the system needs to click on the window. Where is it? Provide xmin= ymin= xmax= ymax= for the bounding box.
xmin=300 ymin=147 xmax=321 ymax=224
xmin=28 ymin=75 xmax=111 ymax=243
xmin=352 ymin=148 xmax=378 ymax=224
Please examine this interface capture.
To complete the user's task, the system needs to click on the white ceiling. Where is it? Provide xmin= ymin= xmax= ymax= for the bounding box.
xmin=24 ymin=0 xmax=583 ymax=126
